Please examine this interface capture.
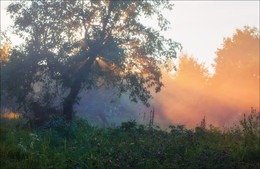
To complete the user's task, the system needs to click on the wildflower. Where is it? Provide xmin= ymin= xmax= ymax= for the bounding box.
xmin=142 ymin=146 xmax=145 ymax=149
xmin=205 ymin=156 xmax=208 ymax=160
xmin=158 ymin=152 xmax=161 ymax=155
xmin=223 ymin=152 xmax=229 ymax=157
xmin=109 ymin=160 xmax=112 ymax=163
xmin=176 ymin=153 xmax=182 ymax=159
xmin=97 ymin=143 xmax=101 ymax=147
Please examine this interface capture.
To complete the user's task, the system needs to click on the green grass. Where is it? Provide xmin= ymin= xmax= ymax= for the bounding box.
xmin=0 ymin=111 xmax=259 ymax=169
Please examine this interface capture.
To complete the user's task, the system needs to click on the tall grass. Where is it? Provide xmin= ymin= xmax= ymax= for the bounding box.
xmin=0 ymin=109 xmax=259 ymax=169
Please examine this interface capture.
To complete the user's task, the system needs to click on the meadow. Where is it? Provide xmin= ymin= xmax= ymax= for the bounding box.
xmin=0 ymin=110 xmax=259 ymax=169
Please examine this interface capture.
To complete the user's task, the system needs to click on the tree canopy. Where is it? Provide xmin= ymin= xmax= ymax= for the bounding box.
xmin=174 ymin=54 xmax=209 ymax=89
xmin=212 ymin=26 xmax=259 ymax=109
xmin=2 ymin=0 xmax=181 ymax=123
xmin=214 ymin=26 xmax=259 ymax=83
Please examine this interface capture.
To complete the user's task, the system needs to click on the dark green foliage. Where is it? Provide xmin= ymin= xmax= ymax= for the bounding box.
xmin=120 ymin=120 xmax=137 ymax=131
xmin=169 ymin=124 xmax=192 ymax=136
xmin=239 ymin=108 xmax=260 ymax=162
xmin=2 ymin=0 xmax=181 ymax=122
xmin=0 ymin=110 xmax=259 ymax=169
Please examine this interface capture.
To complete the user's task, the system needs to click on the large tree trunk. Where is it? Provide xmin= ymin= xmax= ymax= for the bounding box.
xmin=62 ymin=55 xmax=96 ymax=121
xmin=63 ymin=79 xmax=82 ymax=121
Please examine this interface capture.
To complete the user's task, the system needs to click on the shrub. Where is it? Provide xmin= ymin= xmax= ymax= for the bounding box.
xmin=120 ymin=120 xmax=137 ymax=131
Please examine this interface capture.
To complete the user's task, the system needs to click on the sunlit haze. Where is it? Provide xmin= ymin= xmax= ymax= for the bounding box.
xmin=1 ymin=2 xmax=260 ymax=168
xmin=1 ymin=1 xmax=259 ymax=128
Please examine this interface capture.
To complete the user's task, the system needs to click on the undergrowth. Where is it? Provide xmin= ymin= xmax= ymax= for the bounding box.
xmin=0 ymin=109 xmax=259 ymax=169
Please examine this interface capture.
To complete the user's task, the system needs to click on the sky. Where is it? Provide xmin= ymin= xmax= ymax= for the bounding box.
xmin=171 ymin=1 xmax=259 ymax=73
xmin=1 ymin=1 xmax=259 ymax=74
xmin=169 ymin=1 xmax=259 ymax=73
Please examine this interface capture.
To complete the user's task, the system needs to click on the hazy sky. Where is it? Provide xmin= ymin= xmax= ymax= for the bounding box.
xmin=1 ymin=1 xmax=259 ymax=73
xmin=169 ymin=1 xmax=259 ymax=73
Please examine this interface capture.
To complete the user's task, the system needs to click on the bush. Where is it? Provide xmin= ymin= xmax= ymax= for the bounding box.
xmin=120 ymin=120 xmax=137 ymax=131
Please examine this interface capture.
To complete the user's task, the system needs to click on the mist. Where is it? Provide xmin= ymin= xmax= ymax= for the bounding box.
xmin=74 ymin=27 xmax=259 ymax=129
xmin=1 ymin=27 xmax=258 ymax=129
xmin=150 ymin=27 xmax=259 ymax=128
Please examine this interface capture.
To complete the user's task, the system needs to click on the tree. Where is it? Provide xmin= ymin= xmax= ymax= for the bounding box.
xmin=2 ymin=0 xmax=181 ymax=122
xmin=214 ymin=26 xmax=259 ymax=83
xmin=151 ymin=54 xmax=210 ymax=128
xmin=0 ymin=35 xmax=12 ymax=114
xmin=173 ymin=54 xmax=209 ymax=89
xmin=212 ymin=26 xmax=259 ymax=109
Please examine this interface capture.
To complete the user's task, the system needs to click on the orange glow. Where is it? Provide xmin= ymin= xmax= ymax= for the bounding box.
xmin=152 ymin=27 xmax=259 ymax=128
xmin=96 ymin=58 xmax=108 ymax=69
xmin=1 ymin=112 xmax=20 ymax=119
xmin=0 ymin=42 xmax=10 ymax=63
